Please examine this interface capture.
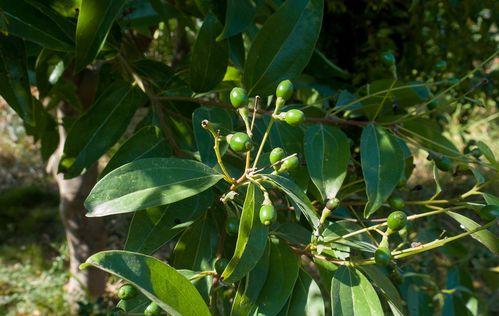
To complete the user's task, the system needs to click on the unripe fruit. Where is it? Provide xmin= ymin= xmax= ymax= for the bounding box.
xmin=229 ymin=132 xmax=252 ymax=152
xmin=435 ymin=60 xmax=447 ymax=71
xmin=214 ymin=258 xmax=229 ymax=275
xmin=388 ymin=196 xmax=405 ymax=210
xmin=326 ymin=198 xmax=340 ymax=210
xmin=276 ymin=80 xmax=294 ymax=101
xmin=225 ymin=217 xmax=239 ymax=235
xmin=144 ymin=302 xmax=161 ymax=316
xmin=478 ymin=205 xmax=499 ymax=221
xmin=280 ymin=155 xmax=299 ymax=172
xmin=118 ymin=284 xmax=137 ymax=300
xmin=259 ymin=205 xmax=277 ymax=226
xmin=230 ymin=87 xmax=248 ymax=108
xmin=269 ymin=147 xmax=286 ymax=164
xmin=374 ymin=247 xmax=391 ymax=266
xmin=285 ymin=109 xmax=305 ymax=126
xmin=387 ymin=211 xmax=407 ymax=231
xmin=435 ymin=156 xmax=453 ymax=172
xmin=381 ymin=51 xmax=395 ymax=65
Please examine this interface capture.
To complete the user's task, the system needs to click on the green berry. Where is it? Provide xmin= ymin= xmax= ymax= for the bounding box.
xmin=230 ymin=87 xmax=248 ymax=108
xmin=435 ymin=156 xmax=453 ymax=172
xmin=229 ymin=132 xmax=252 ymax=152
xmin=117 ymin=284 xmax=137 ymax=300
xmin=387 ymin=211 xmax=407 ymax=231
xmin=478 ymin=205 xmax=499 ymax=221
xmin=279 ymin=155 xmax=299 ymax=172
xmin=285 ymin=109 xmax=305 ymax=126
xmin=214 ymin=258 xmax=229 ymax=275
xmin=144 ymin=302 xmax=161 ymax=316
xmin=388 ymin=196 xmax=405 ymax=210
xmin=435 ymin=60 xmax=447 ymax=71
xmin=270 ymin=147 xmax=286 ymax=164
xmin=225 ymin=217 xmax=239 ymax=235
xmin=381 ymin=51 xmax=395 ymax=65
xmin=374 ymin=247 xmax=391 ymax=266
xmin=326 ymin=198 xmax=340 ymax=210
xmin=259 ymin=205 xmax=277 ymax=226
xmin=276 ymin=80 xmax=294 ymax=101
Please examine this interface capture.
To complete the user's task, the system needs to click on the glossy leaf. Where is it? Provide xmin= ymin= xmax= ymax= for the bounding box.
xmin=477 ymin=141 xmax=497 ymax=167
xmin=221 ymin=183 xmax=269 ymax=283
xmin=101 ymin=126 xmax=171 ymax=177
xmin=125 ymin=190 xmax=213 ymax=254
xmin=218 ymin=0 xmax=255 ymax=40
xmin=75 ymin=0 xmax=126 ymax=71
xmin=190 ymin=12 xmax=228 ymax=92
xmin=402 ymin=118 xmax=460 ymax=157
xmin=360 ymin=265 xmax=405 ymax=316
xmin=280 ymin=269 xmax=325 ymax=316
xmin=253 ymin=238 xmax=300 ymax=316
xmin=85 ymin=158 xmax=224 ymax=217
xmin=117 ymin=291 xmax=149 ymax=314
xmin=360 ymin=124 xmax=404 ymax=217
xmin=447 ymin=211 xmax=498 ymax=254
xmin=331 ymin=266 xmax=383 ymax=316
xmin=231 ymin=243 xmax=271 ymax=316
xmin=244 ymin=0 xmax=324 ymax=96
xmin=81 ymin=250 xmax=211 ymax=316
xmin=193 ymin=107 xmax=233 ymax=167
xmin=304 ymin=124 xmax=350 ymax=202
xmin=0 ymin=0 xmax=74 ymax=51
xmin=0 ymin=35 xmax=34 ymax=125
xmin=265 ymin=174 xmax=320 ymax=228
xmin=59 ymin=81 xmax=146 ymax=178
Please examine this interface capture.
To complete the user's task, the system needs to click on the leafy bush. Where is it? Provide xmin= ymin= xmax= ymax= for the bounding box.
xmin=0 ymin=0 xmax=497 ymax=315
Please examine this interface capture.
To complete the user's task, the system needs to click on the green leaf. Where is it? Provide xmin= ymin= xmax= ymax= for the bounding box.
xmin=264 ymin=174 xmax=320 ymax=228
xmin=117 ymin=291 xmax=150 ymax=313
xmin=253 ymin=238 xmax=299 ymax=316
xmin=483 ymin=193 xmax=499 ymax=206
xmin=101 ymin=126 xmax=171 ymax=177
xmin=0 ymin=35 xmax=34 ymax=125
xmin=304 ymin=124 xmax=350 ymax=202
xmin=441 ymin=267 xmax=473 ymax=316
xmin=476 ymin=141 xmax=497 ymax=166
xmin=221 ymin=183 xmax=269 ymax=283
xmin=0 ymin=0 xmax=74 ymax=51
xmin=243 ymin=0 xmax=324 ymax=96
xmin=280 ymin=269 xmax=325 ymax=316
xmin=217 ymin=0 xmax=255 ymax=40
xmin=231 ymin=243 xmax=271 ymax=316
xmin=190 ymin=12 xmax=228 ymax=92
xmin=132 ymin=59 xmax=176 ymax=93
xmin=125 ymin=190 xmax=213 ymax=254
xmin=172 ymin=213 xmax=218 ymax=300
xmin=75 ymin=0 xmax=126 ymax=71
xmin=85 ymin=158 xmax=224 ymax=217
xmin=401 ymin=118 xmax=460 ymax=157
xmin=82 ymin=250 xmax=211 ymax=316
xmin=254 ymin=115 xmax=304 ymax=155
xmin=446 ymin=211 xmax=499 ymax=255
xmin=360 ymin=124 xmax=404 ymax=217
xmin=273 ymin=222 xmax=312 ymax=246
xmin=406 ymin=285 xmax=433 ymax=316
xmin=331 ymin=266 xmax=383 ymax=316
xmin=193 ymin=106 xmax=233 ymax=167
xmin=59 ymin=81 xmax=146 ymax=178
xmin=359 ymin=265 xmax=405 ymax=316
xmin=305 ymin=49 xmax=349 ymax=80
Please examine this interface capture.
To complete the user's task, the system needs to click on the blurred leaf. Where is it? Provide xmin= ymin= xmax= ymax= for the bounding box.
xmin=85 ymin=158 xmax=223 ymax=217
xmin=273 ymin=222 xmax=312 ymax=246
xmin=0 ymin=35 xmax=34 ymax=125
xmin=476 ymin=141 xmax=497 ymax=167
xmin=218 ymin=0 xmax=255 ymax=40
xmin=228 ymin=34 xmax=245 ymax=69
xmin=402 ymin=118 xmax=460 ymax=157
xmin=280 ymin=269 xmax=325 ymax=316
xmin=190 ymin=12 xmax=228 ymax=92
xmin=253 ymin=238 xmax=300 ymax=316
xmin=35 ymin=48 xmax=67 ymax=97
xmin=132 ymin=59 xmax=176 ymax=93
xmin=336 ymin=90 xmax=362 ymax=111
xmin=447 ymin=211 xmax=499 ymax=255
xmin=101 ymin=126 xmax=171 ymax=177
xmin=125 ymin=190 xmax=213 ymax=254
xmin=244 ymin=0 xmax=323 ymax=96
xmin=75 ymin=0 xmax=126 ymax=71
xmin=254 ymin=115 xmax=304 ymax=155
xmin=305 ymin=49 xmax=349 ymax=80
xmin=221 ymin=183 xmax=269 ymax=283
xmin=407 ymin=285 xmax=433 ymax=316
xmin=361 ymin=124 xmax=404 ymax=217
xmin=59 ymin=81 xmax=146 ymax=178
xmin=304 ymin=124 xmax=350 ymax=202
xmin=483 ymin=193 xmax=499 ymax=206
xmin=0 ymin=0 xmax=74 ymax=51
xmin=265 ymin=174 xmax=320 ymax=228
xmin=331 ymin=266 xmax=383 ymax=316
xmin=82 ymin=250 xmax=211 ymax=316
xmin=441 ymin=267 xmax=473 ymax=316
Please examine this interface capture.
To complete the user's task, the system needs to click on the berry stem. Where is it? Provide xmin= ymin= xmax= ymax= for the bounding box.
xmin=202 ymin=121 xmax=235 ymax=184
